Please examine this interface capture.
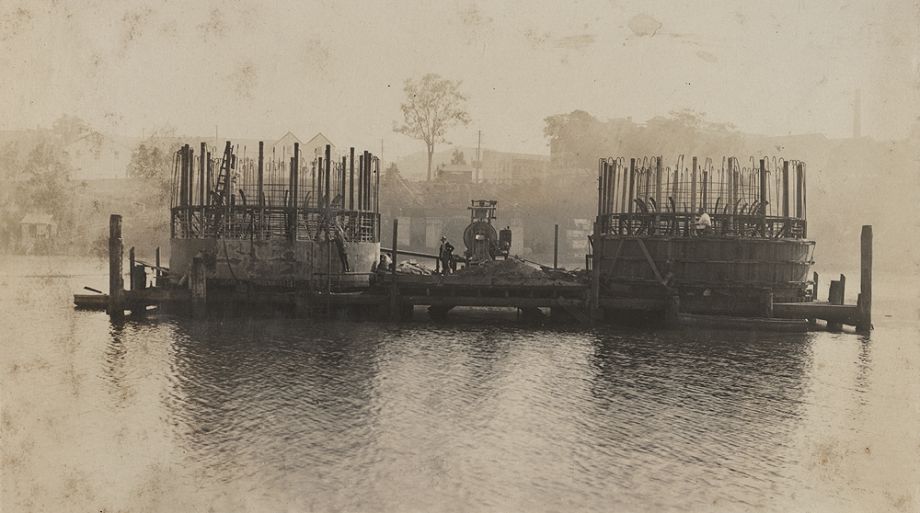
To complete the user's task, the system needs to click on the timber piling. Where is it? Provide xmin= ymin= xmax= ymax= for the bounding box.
xmin=107 ymin=214 xmax=123 ymax=319
xmin=857 ymin=225 xmax=872 ymax=332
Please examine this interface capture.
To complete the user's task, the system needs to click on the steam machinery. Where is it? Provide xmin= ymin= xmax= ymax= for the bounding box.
xmin=463 ymin=200 xmax=512 ymax=264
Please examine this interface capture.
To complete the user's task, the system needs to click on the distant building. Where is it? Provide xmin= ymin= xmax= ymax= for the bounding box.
xmin=268 ymin=131 xmax=335 ymax=164
xmin=436 ymin=163 xmax=474 ymax=184
xmin=19 ymin=213 xmax=57 ymax=252
xmin=303 ymin=132 xmax=335 ymax=159
xmin=479 ymin=150 xmax=550 ymax=184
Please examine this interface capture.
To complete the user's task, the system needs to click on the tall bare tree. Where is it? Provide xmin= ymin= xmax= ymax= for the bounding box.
xmin=395 ymin=74 xmax=471 ymax=181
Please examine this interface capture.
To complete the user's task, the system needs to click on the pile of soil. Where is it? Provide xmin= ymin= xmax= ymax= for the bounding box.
xmin=396 ymin=260 xmax=435 ymax=276
xmin=449 ymin=257 xmax=585 ymax=287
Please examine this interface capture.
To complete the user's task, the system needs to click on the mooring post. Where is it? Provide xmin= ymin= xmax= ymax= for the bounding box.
xmin=390 ymin=218 xmax=400 ymax=320
xmin=553 ymin=224 xmax=559 ymax=270
xmin=857 ymin=225 xmax=872 ymax=332
xmin=828 ymin=274 xmax=845 ymax=331
xmin=128 ymin=246 xmax=135 ymax=291
xmin=812 ymin=271 xmax=819 ymax=302
xmin=190 ymin=253 xmax=207 ymax=319
xmin=107 ymin=214 xmax=124 ymax=319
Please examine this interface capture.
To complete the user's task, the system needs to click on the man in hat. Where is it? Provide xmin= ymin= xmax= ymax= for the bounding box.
xmin=438 ymin=236 xmax=454 ymax=275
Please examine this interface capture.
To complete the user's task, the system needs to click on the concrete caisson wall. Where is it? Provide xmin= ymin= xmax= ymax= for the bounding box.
xmin=596 ymin=237 xmax=815 ymax=315
xmin=171 ymin=238 xmax=380 ymax=287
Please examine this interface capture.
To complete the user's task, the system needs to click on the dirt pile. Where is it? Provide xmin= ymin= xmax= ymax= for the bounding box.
xmin=396 ymin=260 xmax=435 ymax=276
xmin=450 ymin=257 xmax=585 ymax=287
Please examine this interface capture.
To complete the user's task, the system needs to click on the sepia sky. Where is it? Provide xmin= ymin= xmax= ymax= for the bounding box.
xmin=1 ymin=0 xmax=917 ymax=157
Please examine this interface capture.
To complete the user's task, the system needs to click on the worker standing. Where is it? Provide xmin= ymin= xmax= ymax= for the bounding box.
xmin=438 ymin=236 xmax=454 ymax=275
xmin=695 ymin=210 xmax=713 ymax=236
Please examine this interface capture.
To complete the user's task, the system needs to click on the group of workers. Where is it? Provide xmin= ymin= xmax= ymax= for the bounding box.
xmin=373 ymin=235 xmax=456 ymax=276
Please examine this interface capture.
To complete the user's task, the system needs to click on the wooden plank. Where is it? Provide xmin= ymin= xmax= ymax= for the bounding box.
xmin=634 ymin=238 xmax=667 ymax=286
xmin=598 ymin=297 xmax=665 ymax=311
xmin=679 ymin=313 xmax=808 ymax=332
xmin=402 ymin=296 xmax=585 ymax=308
xmin=773 ymin=303 xmax=861 ymax=324
xmin=74 ymin=294 xmax=108 ymax=310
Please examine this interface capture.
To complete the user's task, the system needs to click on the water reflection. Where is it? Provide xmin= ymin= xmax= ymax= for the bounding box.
xmin=124 ymin=318 xmax=823 ymax=510
xmin=7 ymin=256 xmax=917 ymax=512
xmin=163 ymin=319 xmax=384 ymax=489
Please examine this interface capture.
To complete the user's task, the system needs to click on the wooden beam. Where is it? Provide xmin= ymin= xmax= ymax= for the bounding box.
xmin=635 ymin=238 xmax=667 ymax=287
xmin=349 ymin=147 xmax=355 ymax=210
xmin=857 ymin=225 xmax=872 ymax=332
xmin=553 ymin=224 xmax=559 ymax=269
xmin=773 ymin=303 xmax=861 ymax=325
xmin=390 ymin=218 xmax=399 ymax=320
xmin=107 ymin=214 xmax=124 ymax=318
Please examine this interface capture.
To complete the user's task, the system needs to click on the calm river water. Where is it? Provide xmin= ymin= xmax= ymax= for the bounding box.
xmin=1 ymin=256 xmax=918 ymax=512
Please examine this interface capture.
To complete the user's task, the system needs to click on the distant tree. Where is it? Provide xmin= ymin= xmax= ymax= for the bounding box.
xmin=450 ymin=148 xmax=467 ymax=165
xmin=544 ymin=109 xmax=741 ymax=171
xmin=17 ymin=140 xmax=74 ymax=225
xmin=127 ymin=128 xmax=180 ymax=205
xmin=543 ymin=110 xmax=606 ymax=170
xmin=395 ymin=74 xmax=471 ymax=181
xmin=128 ymin=144 xmax=168 ymax=180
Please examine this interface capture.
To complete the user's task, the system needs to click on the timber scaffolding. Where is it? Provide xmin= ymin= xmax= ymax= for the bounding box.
xmin=166 ymin=140 xmax=384 ymax=293
xmin=76 ymin=147 xmax=872 ymax=334
xmin=170 ymin=141 xmax=381 ymax=242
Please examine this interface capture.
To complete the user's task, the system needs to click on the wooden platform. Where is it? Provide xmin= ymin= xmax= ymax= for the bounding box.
xmin=772 ymin=302 xmax=861 ymax=325
xmin=73 ymin=294 xmax=108 ymax=310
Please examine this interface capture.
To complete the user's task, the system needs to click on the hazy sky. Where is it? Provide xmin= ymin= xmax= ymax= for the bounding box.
xmin=1 ymin=0 xmax=917 ymax=157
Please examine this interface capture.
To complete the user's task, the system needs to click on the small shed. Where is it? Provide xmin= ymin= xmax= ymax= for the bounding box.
xmin=20 ymin=213 xmax=57 ymax=243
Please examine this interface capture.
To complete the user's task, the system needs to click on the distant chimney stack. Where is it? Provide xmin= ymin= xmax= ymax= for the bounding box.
xmin=853 ymin=89 xmax=862 ymax=138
